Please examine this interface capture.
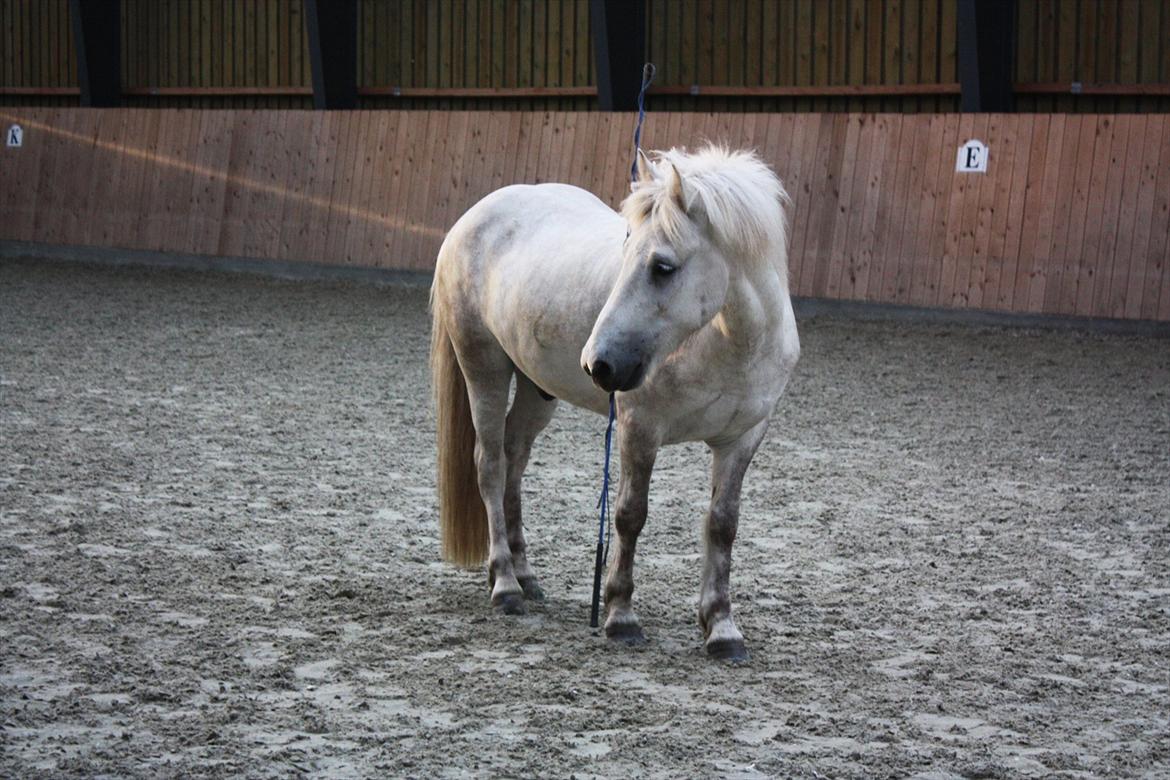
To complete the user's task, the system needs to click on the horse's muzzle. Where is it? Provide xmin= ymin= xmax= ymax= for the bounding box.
xmin=584 ymin=358 xmax=645 ymax=393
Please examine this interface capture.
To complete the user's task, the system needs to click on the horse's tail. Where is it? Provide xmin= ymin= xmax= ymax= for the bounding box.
xmin=430 ymin=295 xmax=489 ymax=568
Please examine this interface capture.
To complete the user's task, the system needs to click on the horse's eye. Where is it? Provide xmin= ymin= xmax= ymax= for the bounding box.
xmin=652 ymin=261 xmax=677 ymax=278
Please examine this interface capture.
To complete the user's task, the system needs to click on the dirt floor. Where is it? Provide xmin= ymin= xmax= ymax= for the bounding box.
xmin=1 ymin=256 xmax=1168 ymax=779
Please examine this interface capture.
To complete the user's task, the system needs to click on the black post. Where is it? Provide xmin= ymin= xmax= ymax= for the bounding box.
xmin=590 ymin=0 xmax=647 ymax=111
xmin=958 ymin=0 xmax=1016 ymax=112
xmin=69 ymin=0 xmax=121 ymax=107
xmin=305 ymin=0 xmax=358 ymax=110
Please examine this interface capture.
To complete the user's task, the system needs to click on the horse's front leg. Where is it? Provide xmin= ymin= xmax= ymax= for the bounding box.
xmin=700 ymin=419 xmax=769 ymax=662
xmin=603 ymin=425 xmax=658 ymax=643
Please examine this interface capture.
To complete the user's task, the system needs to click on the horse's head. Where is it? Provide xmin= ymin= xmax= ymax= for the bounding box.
xmin=581 ymin=151 xmax=731 ymax=394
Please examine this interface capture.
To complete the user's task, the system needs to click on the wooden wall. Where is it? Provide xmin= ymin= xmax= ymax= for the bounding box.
xmin=3 ymin=108 xmax=1168 ymax=321
xmin=1016 ymin=0 xmax=1170 ymax=113
xmin=3 ymin=1 xmax=1168 ymax=112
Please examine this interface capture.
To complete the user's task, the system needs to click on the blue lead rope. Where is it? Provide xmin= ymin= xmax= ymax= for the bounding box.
xmin=589 ymin=392 xmax=617 ymax=628
xmin=591 ymin=63 xmax=655 ymax=630
xmin=629 ymin=63 xmax=657 ymax=183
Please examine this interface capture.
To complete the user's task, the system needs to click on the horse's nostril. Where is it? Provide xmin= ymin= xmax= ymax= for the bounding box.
xmin=590 ymin=360 xmax=613 ymax=382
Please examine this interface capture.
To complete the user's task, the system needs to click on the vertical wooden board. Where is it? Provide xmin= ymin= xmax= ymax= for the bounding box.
xmin=876 ymin=115 xmax=919 ymax=303
xmin=215 ymin=111 xmax=254 ymax=257
xmin=1050 ymin=115 xmax=1098 ymax=315
xmin=274 ymin=110 xmax=317 ymax=263
xmin=852 ymin=114 xmax=896 ymax=301
xmin=492 ymin=111 xmax=525 ymax=193
xmin=424 ymin=110 xmax=467 ymax=260
xmin=529 ymin=111 xmax=554 ymax=184
xmin=135 ymin=110 xmax=176 ymax=249
xmin=414 ymin=111 xmax=454 ymax=268
xmin=160 ymin=110 xmax=202 ymax=254
xmin=262 ymin=110 xmax=309 ymax=261
xmin=76 ymin=111 xmax=119 ymax=246
xmin=824 ymin=113 xmax=865 ymax=300
xmin=408 ymin=111 xmax=452 ymax=268
xmin=58 ymin=110 xmax=100 ymax=245
xmin=567 ymin=112 xmax=598 ymax=190
xmin=891 ymin=115 xmax=932 ymax=303
xmin=785 ymin=114 xmax=821 ymax=294
xmin=1122 ymin=115 xmax=1164 ymax=320
xmin=392 ymin=110 xmax=435 ymax=269
xmin=1088 ymin=114 xmax=1133 ymax=317
xmin=384 ymin=111 xmax=426 ymax=267
xmin=1038 ymin=114 xmax=1083 ymax=315
xmin=789 ymin=114 xmax=832 ymax=294
xmin=865 ymin=114 xmax=912 ymax=301
xmin=553 ymin=111 xmax=580 ymax=188
xmin=922 ymin=113 xmax=961 ymax=306
xmin=804 ymin=114 xmax=848 ymax=297
xmin=371 ymin=111 xmax=413 ymax=265
xmin=95 ymin=109 xmax=138 ymax=248
xmin=1008 ymin=114 xmax=1052 ymax=311
xmin=980 ymin=115 xmax=1020 ymax=309
xmin=2 ymin=109 xmax=45 ymax=241
xmin=1070 ymin=116 xmax=1114 ymax=316
xmin=1139 ymin=120 xmax=1170 ymax=321
xmin=186 ymin=110 xmax=234 ymax=257
xmin=905 ymin=114 xmax=944 ymax=305
xmin=126 ymin=109 xmax=163 ymax=250
xmin=993 ymin=115 xmax=1037 ymax=310
xmin=358 ymin=112 xmax=400 ymax=266
xmin=1022 ymin=116 xmax=1067 ymax=313
xmin=949 ymin=113 xmax=990 ymax=307
xmin=32 ymin=109 xmax=74 ymax=243
xmin=1105 ymin=115 xmax=1150 ymax=317
xmin=298 ymin=110 xmax=336 ymax=262
xmin=964 ymin=113 xmax=1006 ymax=309
xmin=937 ymin=112 xmax=978 ymax=307
xmin=322 ymin=111 xmax=361 ymax=264
xmin=338 ymin=111 xmax=375 ymax=264
xmin=795 ymin=114 xmax=842 ymax=297
xmin=842 ymin=114 xmax=879 ymax=301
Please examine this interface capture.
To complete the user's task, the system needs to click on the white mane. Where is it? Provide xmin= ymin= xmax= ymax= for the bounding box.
xmin=620 ymin=145 xmax=791 ymax=275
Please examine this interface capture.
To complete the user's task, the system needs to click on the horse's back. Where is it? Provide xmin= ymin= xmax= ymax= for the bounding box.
xmin=434 ymin=183 xmax=624 ymax=411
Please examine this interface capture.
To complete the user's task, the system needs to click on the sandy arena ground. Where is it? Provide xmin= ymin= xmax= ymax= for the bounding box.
xmin=1 ymin=257 xmax=1168 ymax=778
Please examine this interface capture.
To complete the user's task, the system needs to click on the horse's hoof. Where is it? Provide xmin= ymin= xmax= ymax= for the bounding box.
xmin=492 ymin=591 xmax=527 ymax=615
xmin=605 ymin=622 xmax=646 ymax=646
xmin=706 ymin=638 xmax=750 ymax=663
xmin=517 ymin=577 xmax=545 ymax=602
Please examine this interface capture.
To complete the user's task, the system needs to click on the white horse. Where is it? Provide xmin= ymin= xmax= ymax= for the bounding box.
xmin=430 ymin=145 xmax=799 ymax=660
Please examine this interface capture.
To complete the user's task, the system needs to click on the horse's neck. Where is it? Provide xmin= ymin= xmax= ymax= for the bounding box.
xmin=706 ymin=263 xmax=789 ymax=358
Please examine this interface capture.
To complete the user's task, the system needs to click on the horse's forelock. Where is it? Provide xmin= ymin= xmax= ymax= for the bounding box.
xmin=620 ymin=145 xmax=790 ymax=275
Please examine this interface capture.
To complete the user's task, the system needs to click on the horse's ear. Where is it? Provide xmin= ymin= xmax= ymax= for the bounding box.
xmin=667 ymin=163 xmax=688 ymax=211
xmin=635 ymin=149 xmax=656 ymax=184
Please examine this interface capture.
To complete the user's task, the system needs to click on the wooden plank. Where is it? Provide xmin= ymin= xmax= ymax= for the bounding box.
xmin=1088 ymin=114 xmax=1133 ymax=316
xmin=936 ymin=113 xmax=975 ymax=307
xmin=836 ymin=111 xmax=877 ymax=299
xmin=804 ymin=114 xmax=851 ymax=297
xmin=1139 ymin=119 xmax=1170 ymax=321
xmin=1050 ymin=114 xmax=1099 ymax=315
xmin=1021 ymin=115 xmax=1067 ymax=313
xmin=785 ymin=113 xmax=820 ymax=293
xmin=853 ymin=114 xmax=898 ymax=300
xmin=1038 ymin=113 xmax=1083 ymax=315
xmin=982 ymin=115 xmax=1024 ymax=310
xmin=824 ymin=113 xmax=864 ymax=300
xmin=896 ymin=114 xmax=936 ymax=303
xmin=1121 ymin=114 xmax=1163 ymax=320
xmin=876 ymin=115 xmax=919 ymax=303
xmin=1103 ymin=115 xmax=1149 ymax=317
xmin=1074 ymin=116 xmax=1117 ymax=316
xmin=920 ymin=113 xmax=961 ymax=305
xmin=788 ymin=114 xmax=832 ymax=294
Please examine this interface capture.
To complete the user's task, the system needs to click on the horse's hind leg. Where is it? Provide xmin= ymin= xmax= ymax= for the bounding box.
xmin=457 ymin=342 xmax=528 ymax=614
xmin=504 ymin=374 xmax=557 ymax=601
